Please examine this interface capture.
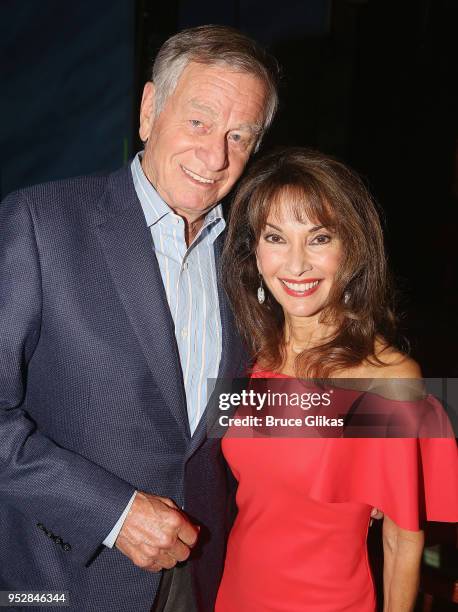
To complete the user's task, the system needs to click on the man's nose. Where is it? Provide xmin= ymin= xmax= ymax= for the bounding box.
xmin=195 ymin=134 xmax=229 ymax=172
xmin=286 ymin=244 xmax=312 ymax=277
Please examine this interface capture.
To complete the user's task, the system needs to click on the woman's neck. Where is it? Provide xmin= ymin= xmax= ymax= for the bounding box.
xmin=279 ymin=314 xmax=336 ymax=376
xmin=284 ymin=314 xmax=332 ymax=352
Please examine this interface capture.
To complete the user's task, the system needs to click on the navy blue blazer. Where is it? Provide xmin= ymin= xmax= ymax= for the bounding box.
xmin=0 ymin=165 xmax=246 ymax=611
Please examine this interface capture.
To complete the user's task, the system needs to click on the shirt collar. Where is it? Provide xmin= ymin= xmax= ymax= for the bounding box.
xmin=131 ymin=152 xmax=170 ymax=227
xmin=131 ymin=151 xmax=225 ymax=230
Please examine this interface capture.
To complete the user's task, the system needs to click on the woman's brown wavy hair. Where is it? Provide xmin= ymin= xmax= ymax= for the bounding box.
xmin=222 ymin=147 xmax=400 ymax=378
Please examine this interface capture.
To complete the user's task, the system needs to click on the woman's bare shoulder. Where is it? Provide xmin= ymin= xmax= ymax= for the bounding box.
xmin=349 ymin=344 xmax=424 ymax=400
xmin=371 ymin=342 xmax=422 ymax=379
xmin=344 ymin=340 xmax=422 ymax=380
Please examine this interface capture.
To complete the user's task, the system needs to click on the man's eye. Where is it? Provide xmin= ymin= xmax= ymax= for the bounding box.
xmin=189 ymin=119 xmax=204 ymax=128
xmin=310 ymin=234 xmax=331 ymax=245
xmin=229 ymin=132 xmax=250 ymax=146
xmin=264 ymin=233 xmax=284 ymax=244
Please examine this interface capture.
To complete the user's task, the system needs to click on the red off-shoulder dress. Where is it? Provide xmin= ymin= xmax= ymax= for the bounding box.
xmin=215 ymin=371 xmax=458 ymax=612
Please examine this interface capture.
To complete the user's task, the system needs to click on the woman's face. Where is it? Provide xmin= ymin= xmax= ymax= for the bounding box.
xmin=255 ymin=202 xmax=343 ymax=320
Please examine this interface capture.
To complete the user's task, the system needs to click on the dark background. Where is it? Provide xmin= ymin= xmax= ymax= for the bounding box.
xmin=1 ymin=0 xmax=457 ymax=376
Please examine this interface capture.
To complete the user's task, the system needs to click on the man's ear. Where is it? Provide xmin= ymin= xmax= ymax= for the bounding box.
xmin=139 ymin=82 xmax=156 ymax=142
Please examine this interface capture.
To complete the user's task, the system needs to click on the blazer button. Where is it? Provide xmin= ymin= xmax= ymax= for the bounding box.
xmin=55 ymin=537 xmax=63 ymax=546
xmin=62 ymin=543 xmax=71 ymax=552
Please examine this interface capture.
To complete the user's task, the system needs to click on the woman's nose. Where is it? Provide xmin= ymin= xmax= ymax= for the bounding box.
xmin=285 ymin=244 xmax=312 ymax=277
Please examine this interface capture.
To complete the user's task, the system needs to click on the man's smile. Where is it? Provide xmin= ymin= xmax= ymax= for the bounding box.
xmin=181 ymin=165 xmax=217 ymax=185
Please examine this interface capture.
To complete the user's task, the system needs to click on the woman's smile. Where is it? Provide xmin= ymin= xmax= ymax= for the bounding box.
xmin=279 ymin=278 xmax=322 ymax=297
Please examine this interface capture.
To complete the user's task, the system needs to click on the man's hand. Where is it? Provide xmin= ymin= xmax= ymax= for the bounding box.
xmin=115 ymin=492 xmax=199 ymax=572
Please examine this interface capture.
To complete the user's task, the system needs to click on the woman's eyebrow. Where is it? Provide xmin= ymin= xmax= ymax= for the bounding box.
xmin=265 ymin=222 xmax=283 ymax=232
xmin=265 ymin=223 xmax=327 ymax=232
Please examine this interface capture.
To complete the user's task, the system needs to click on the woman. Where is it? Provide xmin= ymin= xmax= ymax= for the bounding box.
xmin=215 ymin=148 xmax=458 ymax=611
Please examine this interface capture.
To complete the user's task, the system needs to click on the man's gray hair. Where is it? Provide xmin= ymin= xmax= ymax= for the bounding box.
xmin=151 ymin=25 xmax=280 ymax=135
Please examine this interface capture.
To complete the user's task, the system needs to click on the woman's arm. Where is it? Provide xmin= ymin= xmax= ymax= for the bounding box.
xmin=382 ymin=514 xmax=424 ymax=611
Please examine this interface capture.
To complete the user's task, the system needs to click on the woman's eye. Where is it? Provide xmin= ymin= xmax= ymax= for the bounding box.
xmin=264 ymin=233 xmax=284 ymax=244
xmin=310 ymin=234 xmax=331 ymax=245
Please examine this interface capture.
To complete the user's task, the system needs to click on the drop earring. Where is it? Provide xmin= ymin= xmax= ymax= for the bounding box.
xmin=257 ymin=275 xmax=265 ymax=304
xmin=344 ymin=291 xmax=350 ymax=304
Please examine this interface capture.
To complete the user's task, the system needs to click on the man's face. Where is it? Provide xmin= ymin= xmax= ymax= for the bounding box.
xmin=139 ymin=62 xmax=267 ymax=223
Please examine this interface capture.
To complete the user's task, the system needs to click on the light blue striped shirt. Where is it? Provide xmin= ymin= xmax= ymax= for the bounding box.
xmin=131 ymin=152 xmax=225 ymax=435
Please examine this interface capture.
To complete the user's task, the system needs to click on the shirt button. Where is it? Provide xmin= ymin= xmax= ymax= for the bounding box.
xmin=181 ymin=327 xmax=188 ymax=339
xmin=183 ymin=262 xmax=189 ymax=270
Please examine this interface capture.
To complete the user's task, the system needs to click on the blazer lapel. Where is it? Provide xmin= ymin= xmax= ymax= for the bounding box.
xmin=94 ymin=167 xmax=189 ymax=438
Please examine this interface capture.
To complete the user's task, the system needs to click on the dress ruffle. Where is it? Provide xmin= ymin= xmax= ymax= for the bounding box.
xmin=306 ymin=436 xmax=457 ymax=530
xmin=251 ymin=370 xmax=458 ymax=531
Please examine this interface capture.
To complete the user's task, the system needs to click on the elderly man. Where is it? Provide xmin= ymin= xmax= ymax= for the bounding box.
xmin=0 ymin=25 xmax=278 ymax=612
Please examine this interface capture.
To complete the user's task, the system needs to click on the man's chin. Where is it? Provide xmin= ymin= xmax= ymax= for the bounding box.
xmin=173 ymin=197 xmax=221 ymax=216
xmin=179 ymin=183 xmax=229 ymax=208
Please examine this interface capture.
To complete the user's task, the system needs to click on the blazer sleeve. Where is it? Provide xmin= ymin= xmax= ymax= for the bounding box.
xmin=0 ymin=191 xmax=135 ymax=566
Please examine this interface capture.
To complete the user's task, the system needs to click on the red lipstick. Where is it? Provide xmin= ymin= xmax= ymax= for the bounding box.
xmin=280 ymin=278 xmax=321 ymax=298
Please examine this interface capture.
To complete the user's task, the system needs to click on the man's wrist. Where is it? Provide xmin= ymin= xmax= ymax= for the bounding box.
xmin=102 ymin=491 xmax=137 ymax=548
